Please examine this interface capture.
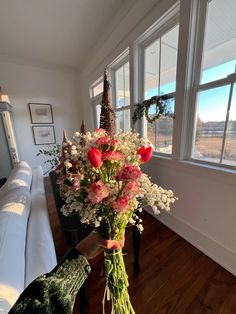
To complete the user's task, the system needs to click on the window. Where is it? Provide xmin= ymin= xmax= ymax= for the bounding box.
xmin=192 ymin=0 xmax=236 ymax=166
xmin=111 ymin=57 xmax=131 ymax=132
xmin=143 ymin=23 xmax=179 ymax=154
xmin=90 ymin=78 xmax=103 ymax=128
xmin=89 ymin=0 xmax=236 ymax=171
xmin=91 ymin=79 xmax=103 ymax=98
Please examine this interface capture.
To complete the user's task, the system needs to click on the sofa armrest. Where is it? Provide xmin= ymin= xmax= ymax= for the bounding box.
xmin=25 ymin=166 xmax=57 ymax=287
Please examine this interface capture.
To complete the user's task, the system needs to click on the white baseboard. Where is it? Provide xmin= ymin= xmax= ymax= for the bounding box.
xmin=145 ymin=209 xmax=236 ymax=276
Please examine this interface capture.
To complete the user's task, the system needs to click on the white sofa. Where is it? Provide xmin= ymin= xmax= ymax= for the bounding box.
xmin=0 ymin=161 xmax=57 ymax=313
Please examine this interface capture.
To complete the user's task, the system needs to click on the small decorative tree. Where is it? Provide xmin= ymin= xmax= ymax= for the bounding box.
xmin=99 ymin=68 xmax=116 ymax=134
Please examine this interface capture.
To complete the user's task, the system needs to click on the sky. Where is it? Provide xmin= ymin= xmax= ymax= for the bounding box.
xmin=199 ymin=60 xmax=236 ymax=122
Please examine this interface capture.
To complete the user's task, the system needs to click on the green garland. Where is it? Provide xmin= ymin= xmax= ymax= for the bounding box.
xmin=132 ymin=94 xmax=174 ymax=124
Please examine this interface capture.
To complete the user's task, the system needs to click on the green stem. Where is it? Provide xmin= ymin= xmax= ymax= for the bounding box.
xmin=104 ymin=249 xmax=135 ymax=314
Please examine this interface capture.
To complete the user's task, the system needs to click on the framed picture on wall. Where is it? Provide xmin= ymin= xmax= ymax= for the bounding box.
xmin=32 ymin=125 xmax=56 ymax=145
xmin=29 ymin=103 xmax=53 ymax=124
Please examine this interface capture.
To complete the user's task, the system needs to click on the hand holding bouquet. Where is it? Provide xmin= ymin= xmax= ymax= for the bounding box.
xmin=55 ymin=128 xmax=177 ymax=314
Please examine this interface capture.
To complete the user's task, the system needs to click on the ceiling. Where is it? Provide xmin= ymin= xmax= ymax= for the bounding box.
xmin=0 ymin=0 xmax=132 ymax=70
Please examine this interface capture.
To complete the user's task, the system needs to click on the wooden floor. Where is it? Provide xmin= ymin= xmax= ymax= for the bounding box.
xmin=44 ymin=177 xmax=236 ymax=314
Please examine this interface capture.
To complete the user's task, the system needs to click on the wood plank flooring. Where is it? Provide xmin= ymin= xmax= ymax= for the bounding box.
xmin=44 ymin=177 xmax=236 ymax=314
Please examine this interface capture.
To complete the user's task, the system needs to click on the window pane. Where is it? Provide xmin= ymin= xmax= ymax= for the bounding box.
xmin=193 ymin=85 xmax=230 ymax=162
xmin=144 ymin=25 xmax=179 ymax=99
xmin=144 ymin=24 xmax=178 ymax=154
xmin=223 ymin=84 xmax=236 ymax=166
xmin=147 ymin=122 xmax=156 ymax=149
xmin=124 ymin=62 xmax=130 ymax=106
xmin=155 ymin=116 xmax=174 ymax=154
xmin=115 ymin=62 xmax=130 ymax=108
xmin=93 ymin=82 xmax=103 ymax=97
xmin=201 ymin=0 xmax=236 ymax=84
xmin=146 ymin=99 xmax=174 ymax=152
xmin=202 ymin=60 xmax=236 ymax=85
xmin=160 ymin=25 xmax=179 ymax=95
xmin=144 ymin=40 xmax=160 ymax=100
xmin=116 ymin=109 xmax=130 ymax=132
xmin=96 ymin=104 xmax=101 ymax=128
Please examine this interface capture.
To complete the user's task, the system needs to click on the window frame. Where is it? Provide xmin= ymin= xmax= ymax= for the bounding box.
xmin=184 ymin=0 xmax=236 ymax=170
xmin=109 ymin=48 xmax=132 ymax=132
xmin=92 ymin=95 xmax=102 ymax=129
xmin=90 ymin=76 xmax=103 ymax=129
xmin=134 ymin=5 xmax=180 ymax=157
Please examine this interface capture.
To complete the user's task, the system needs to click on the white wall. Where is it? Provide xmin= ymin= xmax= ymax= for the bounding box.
xmin=78 ymin=0 xmax=236 ymax=275
xmin=0 ymin=61 xmax=81 ymax=173
xmin=143 ymin=158 xmax=236 ymax=275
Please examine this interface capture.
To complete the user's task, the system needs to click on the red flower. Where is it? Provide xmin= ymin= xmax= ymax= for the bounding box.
xmin=88 ymin=147 xmax=102 ymax=168
xmin=102 ymin=151 xmax=125 ymax=161
xmin=117 ymin=164 xmax=141 ymax=181
xmin=137 ymin=146 xmax=152 ymax=163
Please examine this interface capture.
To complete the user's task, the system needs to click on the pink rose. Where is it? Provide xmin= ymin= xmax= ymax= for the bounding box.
xmin=123 ymin=181 xmax=140 ymax=198
xmin=137 ymin=146 xmax=152 ymax=163
xmin=112 ymin=196 xmax=130 ymax=213
xmin=102 ymin=151 xmax=125 ymax=161
xmin=117 ymin=164 xmax=141 ymax=181
xmin=88 ymin=147 xmax=102 ymax=168
xmin=87 ymin=180 xmax=110 ymax=204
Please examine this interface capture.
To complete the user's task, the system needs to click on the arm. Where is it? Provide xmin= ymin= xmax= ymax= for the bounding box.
xmin=9 ymin=232 xmax=124 ymax=314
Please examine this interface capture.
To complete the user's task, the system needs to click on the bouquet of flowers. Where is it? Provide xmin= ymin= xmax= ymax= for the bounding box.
xmin=55 ymin=128 xmax=177 ymax=314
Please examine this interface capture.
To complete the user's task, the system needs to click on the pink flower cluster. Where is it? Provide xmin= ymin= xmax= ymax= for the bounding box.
xmin=117 ymin=164 xmax=141 ymax=181
xmin=87 ymin=180 xmax=110 ymax=204
xmin=111 ymin=181 xmax=140 ymax=213
xmin=112 ymin=196 xmax=129 ymax=213
xmin=102 ymin=151 xmax=124 ymax=161
xmin=123 ymin=181 xmax=140 ymax=198
xmin=96 ymin=136 xmax=118 ymax=148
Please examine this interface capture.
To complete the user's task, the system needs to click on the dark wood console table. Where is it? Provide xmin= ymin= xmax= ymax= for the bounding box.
xmin=49 ymin=171 xmax=92 ymax=246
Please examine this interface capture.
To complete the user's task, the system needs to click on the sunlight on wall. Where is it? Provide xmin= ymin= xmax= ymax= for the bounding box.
xmin=0 ymin=283 xmax=19 ymax=308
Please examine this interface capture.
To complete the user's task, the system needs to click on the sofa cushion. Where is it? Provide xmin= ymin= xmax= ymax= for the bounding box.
xmin=0 ymin=187 xmax=31 ymax=313
xmin=0 ymin=161 xmax=32 ymax=199
xmin=25 ymin=166 xmax=57 ymax=287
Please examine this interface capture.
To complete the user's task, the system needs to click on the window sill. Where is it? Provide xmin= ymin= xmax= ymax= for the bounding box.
xmin=147 ymin=154 xmax=236 ymax=186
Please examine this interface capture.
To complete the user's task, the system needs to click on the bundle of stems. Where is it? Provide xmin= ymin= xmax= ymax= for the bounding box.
xmin=103 ymin=247 xmax=135 ymax=314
